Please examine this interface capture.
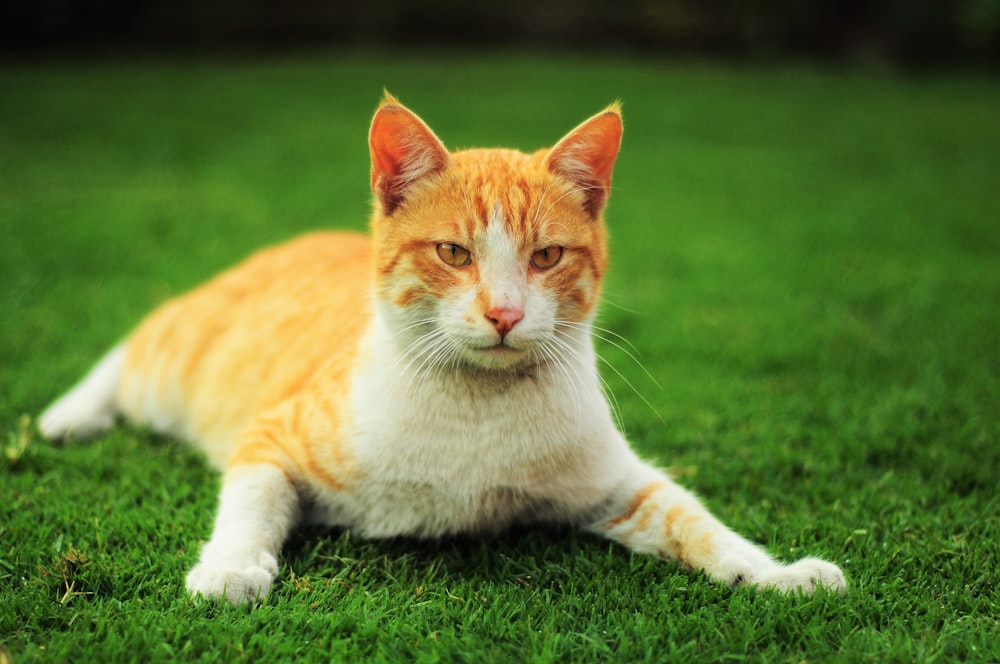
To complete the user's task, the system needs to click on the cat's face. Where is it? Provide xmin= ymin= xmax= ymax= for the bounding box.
xmin=368 ymin=96 xmax=622 ymax=371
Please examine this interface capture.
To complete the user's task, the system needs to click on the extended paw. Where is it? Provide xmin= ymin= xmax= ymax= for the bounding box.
xmin=757 ymin=557 xmax=847 ymax=594
xmin=706 ymin=555 xmax=761 ymax=587
xmin=38 ymin=402 xmax=115 ymax=441
xmin=185 ymin=552 xmax=279 ymax=604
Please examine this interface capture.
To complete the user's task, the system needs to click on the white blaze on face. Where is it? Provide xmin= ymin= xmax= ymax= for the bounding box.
xmin=478 ymin=202 xmax=525 ymax=317
xmin=435 ymin=201 xmax=561 ymax=369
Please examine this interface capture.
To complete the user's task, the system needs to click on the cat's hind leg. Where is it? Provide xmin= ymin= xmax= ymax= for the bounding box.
xmin=39 ymin=344 xmax=126 ymax=441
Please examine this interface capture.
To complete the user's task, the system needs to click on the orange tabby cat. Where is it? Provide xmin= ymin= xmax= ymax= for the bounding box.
xmin=39 ymin=94 xmax=846 ymax=603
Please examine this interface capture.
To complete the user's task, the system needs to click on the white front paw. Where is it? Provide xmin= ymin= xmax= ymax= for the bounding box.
xmin=185 ymin=551 xmax=279 ymax=604
xmin=757 ymin=557 xmax=847 ymax=594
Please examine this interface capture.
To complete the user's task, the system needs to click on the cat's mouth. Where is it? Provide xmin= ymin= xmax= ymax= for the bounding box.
xmin=466 ymin=341 xmax=531 ymax=368
xmin=477 ymin=342 xmax=519 ymax=356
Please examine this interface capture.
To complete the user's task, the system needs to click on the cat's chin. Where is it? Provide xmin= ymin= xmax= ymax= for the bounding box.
xmin=461 ymin=344 xmax=533 ymax=371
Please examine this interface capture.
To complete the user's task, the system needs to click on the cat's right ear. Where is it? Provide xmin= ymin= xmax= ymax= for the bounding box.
xmin=369 ymin=94 xmax=449 ymax=215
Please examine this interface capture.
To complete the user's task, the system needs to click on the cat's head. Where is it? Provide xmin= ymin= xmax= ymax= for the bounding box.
xmin=368 ymin=93 xmax=622 ymax=372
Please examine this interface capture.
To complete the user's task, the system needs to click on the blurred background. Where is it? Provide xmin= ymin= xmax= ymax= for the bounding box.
xmin=5 ymin=0 xmax=1000 ymax=67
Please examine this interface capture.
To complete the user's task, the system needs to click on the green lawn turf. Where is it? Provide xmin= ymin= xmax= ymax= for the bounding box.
xmin=1 ymin=53 xmax=998 ymax=662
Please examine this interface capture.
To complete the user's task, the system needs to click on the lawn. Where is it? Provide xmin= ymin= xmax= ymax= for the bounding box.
xmin=1 ymin=53 xmax=998 ymax=662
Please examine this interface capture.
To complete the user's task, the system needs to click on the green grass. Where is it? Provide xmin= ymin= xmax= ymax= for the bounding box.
xmin=2 ymin=53 xmax=999 ymax=662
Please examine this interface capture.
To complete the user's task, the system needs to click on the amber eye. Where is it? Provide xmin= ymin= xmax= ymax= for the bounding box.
xmin=530 ymin=246 xmax=564 ymax=270
xmin=436 ymin=242 xmax=472 ymax=267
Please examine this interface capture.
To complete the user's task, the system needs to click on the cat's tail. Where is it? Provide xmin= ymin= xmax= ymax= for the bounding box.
xmin=38 ymin=343 xmax=126 ymax=441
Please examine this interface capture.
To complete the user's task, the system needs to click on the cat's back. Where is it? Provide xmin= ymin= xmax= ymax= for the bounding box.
xmin=117 ymin=231 xmax=373 ymax=458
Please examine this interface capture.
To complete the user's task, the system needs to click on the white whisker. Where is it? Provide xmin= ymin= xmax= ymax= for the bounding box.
xmin=598 ymin=296 xmax=642 ymax=316
xmin=531 ymin=183 xmax=585 ymax=231
xmin=531 ymin=341 xmax=583 ymax=436
xmin=527 ymin=175 xmax=556 ymax=230
xmin=548 ymin=325 xmax=626 ymax=433
xmin=558 ymin=320 xmax=663 ymax=391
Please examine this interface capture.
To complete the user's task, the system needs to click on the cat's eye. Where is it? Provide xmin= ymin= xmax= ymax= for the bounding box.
xmin=530 ymin=246 xmax=564 ymax=270
xmin=437 ymin=242 xmax=472 ymax=267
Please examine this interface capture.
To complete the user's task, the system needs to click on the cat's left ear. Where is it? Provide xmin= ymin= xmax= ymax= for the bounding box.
xmin=546 ymin=103 xmax=623 ymax=218
xmin=369 ymin=94 xmax=450 ymax=215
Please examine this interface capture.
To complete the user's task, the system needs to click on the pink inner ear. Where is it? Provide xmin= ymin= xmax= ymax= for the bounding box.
xmin=570 ymin=112 xmax=622 ymax=185
xmin=369 ymin=109 xmax=415 ymax=188
xmin=369 ymin=104 xmax=448 ymax=213
xmin=547 ymin=110 xmax=623 ymax=216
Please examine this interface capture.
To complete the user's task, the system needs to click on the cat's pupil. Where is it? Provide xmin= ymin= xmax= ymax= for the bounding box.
xmin=531 ymin=246 xmax=563 ymax=270
xmin=437 ymin=243 xmax=472 ymax=267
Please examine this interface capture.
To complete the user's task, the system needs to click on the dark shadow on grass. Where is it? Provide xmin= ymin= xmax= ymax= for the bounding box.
xmin=279 ymin=521 xmax=643 ymax=592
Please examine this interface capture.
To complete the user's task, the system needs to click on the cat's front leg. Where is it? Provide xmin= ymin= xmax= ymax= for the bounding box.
xmin=186 ymin=463 xmax=300 ymax=604
xmin=586 ymin=461 xmax=846 ymax=593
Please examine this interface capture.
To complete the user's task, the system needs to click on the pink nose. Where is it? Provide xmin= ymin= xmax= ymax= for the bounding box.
xmin=486 ymin=307 xmax=523 ymax=338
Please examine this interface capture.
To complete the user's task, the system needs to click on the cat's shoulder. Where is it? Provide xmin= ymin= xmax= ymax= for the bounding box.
xmin=217 ymin=230 xmax=371 ymax=282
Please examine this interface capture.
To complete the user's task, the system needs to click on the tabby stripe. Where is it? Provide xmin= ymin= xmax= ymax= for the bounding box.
xmin=301 ymin=436 xmax=346 ymax=491
xmin=663 ymin=506 xmax=713 ymax=569
xmin=606 ymin=482 xmax=666 ymax=527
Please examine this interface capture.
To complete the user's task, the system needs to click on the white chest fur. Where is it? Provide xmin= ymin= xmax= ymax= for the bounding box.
xmin=305 ymin=317 xmax=635 ymax=538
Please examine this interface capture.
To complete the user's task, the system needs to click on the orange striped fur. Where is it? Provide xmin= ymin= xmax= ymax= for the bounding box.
xmin=39 ymin=94 xmax=845 ymax=603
